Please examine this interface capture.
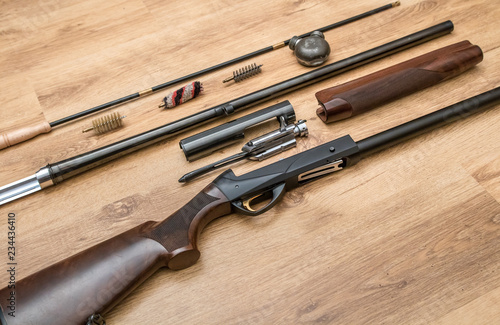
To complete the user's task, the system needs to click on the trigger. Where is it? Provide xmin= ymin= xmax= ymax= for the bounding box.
xmin=231 ymin=183 xmax=286 ymax=216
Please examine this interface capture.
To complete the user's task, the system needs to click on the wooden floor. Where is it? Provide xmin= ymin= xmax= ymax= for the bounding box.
xmin=1 ymin=0 xmax=499 ymax=323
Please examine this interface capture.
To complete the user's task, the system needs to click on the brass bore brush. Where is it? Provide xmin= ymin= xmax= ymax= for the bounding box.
xmin=223 ymin=63 xmax=263 ymax=83
xmin=82 ymin=112 xmax=126 ymax=135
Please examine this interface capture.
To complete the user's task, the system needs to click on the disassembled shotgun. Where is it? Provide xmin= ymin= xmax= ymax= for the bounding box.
xmin=1 ymin=87 xmax=498 ymax=324
xmin=0 ymin=21 xmax=455 ymax=206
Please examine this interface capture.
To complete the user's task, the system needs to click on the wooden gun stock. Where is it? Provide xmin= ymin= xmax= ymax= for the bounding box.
xmin=315 ymin=41 xmax=483 ymax=123
xmin=0 ymin=184 xmax=231 ymax=324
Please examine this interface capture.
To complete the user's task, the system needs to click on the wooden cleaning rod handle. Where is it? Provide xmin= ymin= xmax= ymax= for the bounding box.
xmin=315 ymin=41 xmax=483 ymax=123
xmin=0 ymin=120 xmax=52 ymax=150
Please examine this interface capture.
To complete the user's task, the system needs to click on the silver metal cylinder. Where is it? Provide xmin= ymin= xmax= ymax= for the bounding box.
xmin=0 ymin=167 xmax=53 ymax=206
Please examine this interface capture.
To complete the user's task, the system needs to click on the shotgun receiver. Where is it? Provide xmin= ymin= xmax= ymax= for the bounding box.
xmin=1 ymin=87 xmax=499 ymax=324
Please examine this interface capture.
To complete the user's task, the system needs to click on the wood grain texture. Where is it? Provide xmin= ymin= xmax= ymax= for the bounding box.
xmin=0 ymin=0 xmax=499 ymax=324
xmin=315 ymin=41 xmax=483 ymax=122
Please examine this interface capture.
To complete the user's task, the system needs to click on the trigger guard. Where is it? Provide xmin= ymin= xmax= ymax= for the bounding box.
xmin=231 ymin=183 xmax=286 ymax=216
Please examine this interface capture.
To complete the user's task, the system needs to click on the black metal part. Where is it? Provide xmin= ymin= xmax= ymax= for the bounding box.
xmin=213 ymin=86 xmax=500 ymax=212
xmin=287 ymin=2 xmax=398 ymax=46
xmin=213 ymin=135 xmax=359 ymax=201
xmin=179 ymin=152 xmax=249 ymax=183
xmin=355 ymin=86 xmax=500 ymax=158
xmin=179 ymin=119 xmax=308 ymax=182
xmin=48 ymin=3 xmax=398 ymax=127
xmin=179 ymin=101 xmax=296 ymax=161
xmin=42 ymin=22 xmax=452 ymax=185
xmin=49 ymin=94 xmax=138 ymax=127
